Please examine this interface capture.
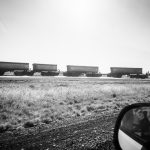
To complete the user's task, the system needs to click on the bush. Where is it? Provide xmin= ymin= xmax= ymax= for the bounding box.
xmin=75 ymin=105 xmax=81 ymax=110
xmin=74 ymin=99 xmax=80 ymax=104
xmin=86 ymin=106 xmax=95 ymax=112
xmin=68 ymin=101 xmax=73 ymax=105
xmin=29 ymin=85 xmax=35 ymax=89
xmin=112 ymin=93 xmax=116 ymax=98
xmin=59 ymin=102 xmax=64 ymax=105
xmin=0 ymin=125 xmax=7 ymax=133
xmin=0 ymin=124 xmax=14 ymax=133
xmin=42 ymin=119 xmax=52 ymax=124
xmin=97 ymin=106 xmax=105 ymax=109
xmin=1 ymin=113 xmax=7 ymax=120
xmin=76 ymin=113 xmax=80 ymax=117
xmin=93 ymin=97 xmax=98 ymax=100
xmin=23 ymin=121 xmax=35 ymax=128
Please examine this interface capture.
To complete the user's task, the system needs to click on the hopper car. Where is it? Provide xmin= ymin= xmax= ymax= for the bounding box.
xmin=63 ymin=65 xmax=102 ymax=77
xmin=0 ymin=61 xmax=32 ymax=76
xmin=107 ymin=67 xmax=148 ymax=79
xmin=32 ymin=63 xmax=59 ymax=76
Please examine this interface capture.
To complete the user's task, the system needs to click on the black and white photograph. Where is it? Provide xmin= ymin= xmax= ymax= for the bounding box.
xmin=0 ymin=0 xmax=150 ymax=149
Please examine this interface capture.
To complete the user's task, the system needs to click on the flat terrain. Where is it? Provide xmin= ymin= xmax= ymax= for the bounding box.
xmin=0 ymin=76 xmax=150 ymax=149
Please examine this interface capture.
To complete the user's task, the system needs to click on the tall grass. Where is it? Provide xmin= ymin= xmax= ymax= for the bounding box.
xmin=0 ymin=78 xmax=150 ymax=132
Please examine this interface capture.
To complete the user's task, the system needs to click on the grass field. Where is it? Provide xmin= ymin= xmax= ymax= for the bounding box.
xmin=0 ymin=77 xmax=150 ymax=133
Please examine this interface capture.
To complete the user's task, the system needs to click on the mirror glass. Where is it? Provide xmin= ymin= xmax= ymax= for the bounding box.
xmin=120 ymin=107 xmax=150 ymax=142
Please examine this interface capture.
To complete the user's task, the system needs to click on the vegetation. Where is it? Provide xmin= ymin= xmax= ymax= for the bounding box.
xmin=0 ymin=77 xmax=150 ymax=133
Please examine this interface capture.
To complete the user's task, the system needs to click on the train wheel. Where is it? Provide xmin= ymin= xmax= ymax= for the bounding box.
xmin=26 ymin=72 xmax=34 ymax=76
xmin=14 ymin=71 xmax=25 ymax=76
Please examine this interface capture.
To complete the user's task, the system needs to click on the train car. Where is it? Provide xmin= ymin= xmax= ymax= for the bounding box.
xmin=0 ymin=61 xmax=30 ymax=76
xmin=63 ymin=65 xmax=101 ymax=77
xmin=32 ymin=63 xmax=59 ymax=76
xmin=107 ymin=67 xmax=147 ymax=78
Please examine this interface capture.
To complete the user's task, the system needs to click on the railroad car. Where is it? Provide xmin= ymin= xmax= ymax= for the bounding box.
xmin=107 ymin=67 xmax=148 ymax=78
xmin=32 ymin=63 xmax=59 ymax=76
xmin=63 ymin=65 xmax=102 ymax=77
xmin=0 ymin=61 xmax=31 ymax=76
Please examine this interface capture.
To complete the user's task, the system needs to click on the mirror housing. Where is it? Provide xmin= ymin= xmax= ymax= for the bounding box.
xmin=113 ymin=103 xmax=150 ymax=150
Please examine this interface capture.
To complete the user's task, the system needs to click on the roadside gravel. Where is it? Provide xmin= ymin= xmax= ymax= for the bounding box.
xmin=0 ymin=113 xmax=117 ymax=150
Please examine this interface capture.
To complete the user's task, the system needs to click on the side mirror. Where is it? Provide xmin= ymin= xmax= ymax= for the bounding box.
xmin=113 ymin=103 xmax=150 ymax=150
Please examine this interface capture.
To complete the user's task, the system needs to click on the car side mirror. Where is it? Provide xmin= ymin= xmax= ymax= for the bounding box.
xmin=113 ymin=103 xmax=150 ymax=150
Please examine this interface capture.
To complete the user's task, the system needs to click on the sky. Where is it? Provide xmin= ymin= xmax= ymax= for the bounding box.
xmin=0 ymin=0 xmax=150 ymax=73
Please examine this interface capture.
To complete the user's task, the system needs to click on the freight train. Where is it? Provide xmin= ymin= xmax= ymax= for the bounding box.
xmin=0 ymin=61 xmax=148 ymax=78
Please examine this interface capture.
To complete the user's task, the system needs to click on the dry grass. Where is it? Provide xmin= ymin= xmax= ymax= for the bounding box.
xmin=0 ymin=77 xmax=150 ymax=132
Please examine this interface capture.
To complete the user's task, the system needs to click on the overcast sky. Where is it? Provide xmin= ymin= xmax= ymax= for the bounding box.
xmin=0 ymin=0 xmax=150 ymax=73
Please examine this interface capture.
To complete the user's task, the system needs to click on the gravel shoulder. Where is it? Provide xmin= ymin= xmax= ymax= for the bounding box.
xmin=0 ymin=113 xmax=117 ymax=150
